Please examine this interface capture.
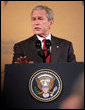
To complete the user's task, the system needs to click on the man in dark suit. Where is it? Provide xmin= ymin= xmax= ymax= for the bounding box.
xmin=12 ymin=5 xmax=76 ymax=64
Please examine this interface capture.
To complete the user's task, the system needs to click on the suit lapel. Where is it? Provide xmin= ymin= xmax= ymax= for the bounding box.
xmin=51 ymin=35 xmax=60 ymax=63
xmin=30 ymin=35 xmax=43 ymax=63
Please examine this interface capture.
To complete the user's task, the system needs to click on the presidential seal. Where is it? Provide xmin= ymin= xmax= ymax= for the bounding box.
xmin=29 ymin=69 xmax=62 ymax=102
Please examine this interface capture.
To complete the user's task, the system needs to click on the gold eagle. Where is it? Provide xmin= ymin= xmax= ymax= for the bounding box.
xmin=35 ymin=77 xmax=55 ymax=95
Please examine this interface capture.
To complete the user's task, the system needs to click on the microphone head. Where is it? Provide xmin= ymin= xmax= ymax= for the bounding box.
xmin=35 ymin=40 xmax=41 ymax=49
xmin=45 ymin=40 xmax=51 ymax=48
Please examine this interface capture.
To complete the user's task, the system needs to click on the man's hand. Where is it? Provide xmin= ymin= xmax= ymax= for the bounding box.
xmin=14 ymin=56 xmax=34 ymax=64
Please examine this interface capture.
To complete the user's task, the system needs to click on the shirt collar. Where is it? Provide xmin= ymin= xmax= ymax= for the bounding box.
xmin=36 ymin=33 xmax=51 ymax=42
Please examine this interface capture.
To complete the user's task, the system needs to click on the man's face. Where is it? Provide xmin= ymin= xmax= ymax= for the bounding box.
xmin=31 ymin=10 xmax=54 ymax=37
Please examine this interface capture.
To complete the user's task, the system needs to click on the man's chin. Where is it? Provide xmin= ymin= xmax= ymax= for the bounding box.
xmin=34 ymin=32 xmax=42 ymax=36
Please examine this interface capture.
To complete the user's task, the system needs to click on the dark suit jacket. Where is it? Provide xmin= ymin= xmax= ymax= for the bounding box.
xmin=12 ymin=35 xmax=76 ymax=63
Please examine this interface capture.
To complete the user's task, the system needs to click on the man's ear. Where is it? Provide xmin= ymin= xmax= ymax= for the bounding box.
xmin=49 ymin=19 xmax=54 ymax=26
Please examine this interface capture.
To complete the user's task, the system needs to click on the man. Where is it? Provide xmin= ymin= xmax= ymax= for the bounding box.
xmin=12 ymin=5 xmax=76 ymax=64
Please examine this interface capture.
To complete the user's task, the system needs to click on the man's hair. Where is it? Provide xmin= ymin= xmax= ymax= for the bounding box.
xmin=31 ymin=5 xmax=54 ymax=21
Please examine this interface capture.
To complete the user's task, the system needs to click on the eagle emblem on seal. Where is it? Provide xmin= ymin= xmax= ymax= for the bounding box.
xmin=36 ymin=74 xmax=55 ymax=98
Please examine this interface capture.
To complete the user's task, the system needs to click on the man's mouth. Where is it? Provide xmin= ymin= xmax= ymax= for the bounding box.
xmin=34 ymin=27 xmax=41 ymax=30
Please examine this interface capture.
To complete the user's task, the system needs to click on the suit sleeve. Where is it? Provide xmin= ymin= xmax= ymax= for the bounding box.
xmin=12 ymin=43 xmax=24 ymax=63
xmin=67 ymin=42 xmax=76 ymax=62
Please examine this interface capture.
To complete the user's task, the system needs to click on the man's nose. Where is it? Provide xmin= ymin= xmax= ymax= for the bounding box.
xmin=34 ymin=20 xmax=40 ymax=25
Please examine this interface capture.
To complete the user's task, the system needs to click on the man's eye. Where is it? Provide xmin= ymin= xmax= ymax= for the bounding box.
xmin=32 ymin=18 xmax=36 ymax=21
xmin=39 ymin=18 xmax=43 ymax=20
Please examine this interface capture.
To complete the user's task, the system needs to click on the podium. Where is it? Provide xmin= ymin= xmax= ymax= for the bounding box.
xmin=3 ymin=63 xmax=84 ymax=109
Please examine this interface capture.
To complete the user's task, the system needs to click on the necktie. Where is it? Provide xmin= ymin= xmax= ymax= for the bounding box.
xmin=43 ymin=39 xmax=51 ymax=63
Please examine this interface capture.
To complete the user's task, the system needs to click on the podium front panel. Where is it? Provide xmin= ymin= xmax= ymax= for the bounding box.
xmin=3 ymin=63 xmax=84 ymax=109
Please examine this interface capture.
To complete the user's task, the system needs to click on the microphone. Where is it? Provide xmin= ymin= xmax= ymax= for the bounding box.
xmin=35 ymin=40 xmax=45 ymax=59
xmin=35 ymin=40 xmax=41 ymax=49
xmin=35 ymin=40 xmax=42 ymax=56
xmin=45 ymin=40 xmax=51 ymax=58
xmin=45 ymin=40 xmax=51 ymax=49
xmin=35 ymin=39 xmax=51 ymax=63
